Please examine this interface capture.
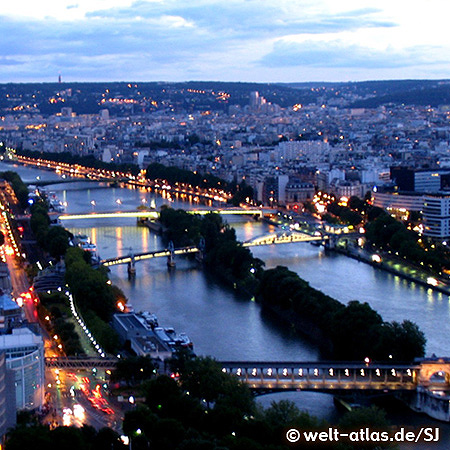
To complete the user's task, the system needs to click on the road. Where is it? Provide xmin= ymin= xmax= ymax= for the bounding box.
xmin=0 ymin=185 xmax=124 ymax=432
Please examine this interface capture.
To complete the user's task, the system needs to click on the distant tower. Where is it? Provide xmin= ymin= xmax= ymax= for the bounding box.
xmin=58 ymin=74 xmax=62 ymax=84
xmin=249 ymin=91 xmax=259 ymax=108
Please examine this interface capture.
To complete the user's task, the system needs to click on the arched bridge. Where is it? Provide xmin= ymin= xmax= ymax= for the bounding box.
xmin=101 ymin=231 xmax=329 ymax=267
xmin=243 ymin=231 xmax=329 ymax=247
xmin=58 ymin=207 xmax=272 ymax=222
xmin=220 ymin=359 xmax=450 ymax=392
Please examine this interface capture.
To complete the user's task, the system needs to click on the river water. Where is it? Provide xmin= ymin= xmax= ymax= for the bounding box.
xmin=4 ymin=161 xmax=450 ymax=445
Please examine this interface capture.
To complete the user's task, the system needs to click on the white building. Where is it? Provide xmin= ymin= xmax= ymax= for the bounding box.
xmin=414 ymin=171 xmax=443 ymax=193
xmin=423 ymin=195 xmax=450 ymax=239
xmin=373 ymin=191 xmax=424 ymax=212
xmin=0 ymin=327 xmax=45 ymax=410
xmin=0 ymin=352 xmax=16 ymax=440
xmin=275 ymin=140 xmax=330 ymax=163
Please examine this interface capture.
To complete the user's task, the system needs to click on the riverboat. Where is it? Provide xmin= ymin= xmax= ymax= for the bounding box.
xmin=138 ymin=311 xmax=159 ymax=328
xmin=154 ymin=327 xmax=194 ymax=349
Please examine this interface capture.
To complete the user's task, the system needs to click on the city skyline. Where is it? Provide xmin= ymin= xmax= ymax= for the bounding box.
xmin=1 ymin=0 xmax=450 ymax=83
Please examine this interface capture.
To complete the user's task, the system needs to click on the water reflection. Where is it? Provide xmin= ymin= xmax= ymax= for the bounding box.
xmin=5 ymin=161 xmax=450 ymax=446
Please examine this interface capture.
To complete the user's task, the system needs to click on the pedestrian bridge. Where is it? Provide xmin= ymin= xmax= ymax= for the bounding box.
xmin=45 ymin=356 xmax=119 ymax=370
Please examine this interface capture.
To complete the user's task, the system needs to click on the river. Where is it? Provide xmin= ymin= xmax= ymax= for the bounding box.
xmin=3 ymin=161 xmax=450 ymax=446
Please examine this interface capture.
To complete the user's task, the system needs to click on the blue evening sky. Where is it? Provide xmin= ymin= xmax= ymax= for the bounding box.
xmin=1 ymin=0 xmax=449 ymax=83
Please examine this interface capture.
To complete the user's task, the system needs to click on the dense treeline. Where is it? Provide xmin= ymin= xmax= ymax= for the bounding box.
xmin=323 ymin=193 xmax=450 ymax=273
xmin=365 ymin=207 xmax=450 ymax=272
xmin=146 ymin=162 xmax=226 ymax=190
xmin=159 ymin=208 xmax=264 ymax=293
xmin=350 ymin=83 xmax=450 ymax=108
xmin=159 ymin=207 xmax=426 ymax=361
xmin=117 ymin=355 xmax=391 ymax=450
xmin=5 ymin=421 xmax=127 ymax=450
xmin=326 ymin=200 xmax=364 ymax=226
xmin=0 ymin=170 xmax=30 ymax=210
xmin=37 ymin=292 xmax=84 ymax=355
xmin=23 ymin=177 xmax=122 ymax=354
xmin=30 ymin=202 xmax=72 ymax=259
xmin=258 ymin=266 xmax=426 ymax=361
xmin=17 ymin=149 xmax=140 ymax=176
xmin=64 ymin=247 xmax=120 ymax=353
xmin=146 ymin=162 xmax=254 ymax=205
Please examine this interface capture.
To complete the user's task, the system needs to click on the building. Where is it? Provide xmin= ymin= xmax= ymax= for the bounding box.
xmin=0 ymin=327 xmax=45 ymax=410
xmin=249 ymin=91 xmax=266 ymax=110
xmin=112 ymin=314 xmax=172 ymax=361
xmin=390 ymin=167 xmax=450 ymax=193
xmin=0 ymin=263 xmax=12 ymax=294
xmin=275 ymin=140 xmax=330 ymax=163
xmin=373 ymin=190 xmax=424 ymax=213
xmin=330 ymin=179 xmax=365 ymax=198
xmin=0 ymin=292 xmax=22 ymax=333
xmin=0 ymin=352 xmax=16 ymax=441
xmin=285 ymin=179 xmax=315 ymax=209
xmin=423 ymin=195 xmax=450 ymax=240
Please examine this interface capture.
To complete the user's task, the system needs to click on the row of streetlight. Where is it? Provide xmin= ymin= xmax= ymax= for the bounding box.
xmin=67 ymin=290 xmax=106 ymax=358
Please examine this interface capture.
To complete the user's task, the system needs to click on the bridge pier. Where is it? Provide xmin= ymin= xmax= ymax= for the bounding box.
xmin=167 ymin=241 xmax=176 ymax=268
xmin=127 ymin=259 xmax=136 ymax=278
xmin=324 ymin=235 xmax=338 ymax=249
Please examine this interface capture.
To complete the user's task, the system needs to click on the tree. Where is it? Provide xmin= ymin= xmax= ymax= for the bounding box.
xmin=123 ymin=405 xmax=157 ymax=438
xmin=46 ymin=226 xmax=71 ymax=259
xmin=375 ymin=320 xmax=426 ymax=361
xmin=263 ymin=400 xmax=304 ymax=428
xmin=111 ymin=355 xmax=156 ymax=386
xmin=348 ymin=195 xmax=365 ymax=212
xmin=5 ymin=425 xmax=52 ymax=450
xmin=339 ymin=406 xmax=390 ymax=450
xmin=94 ymin=427 xmax=125 ymax=450
xmin=330 ymin=301 xmax=383 ymax=360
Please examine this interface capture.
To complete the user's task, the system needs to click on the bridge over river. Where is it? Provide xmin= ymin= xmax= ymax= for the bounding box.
xmin=45 ymin=356 xmax=450 ymax=420
xmin=45 ymin=356 xmax=450 ymax=392
xmin=58 ymin=206 xmax=275 ymax=221
xmin=100 ymin=231 xmax=330 ymax=267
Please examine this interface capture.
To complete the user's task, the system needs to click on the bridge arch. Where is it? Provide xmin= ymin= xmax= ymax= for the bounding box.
xmin=418 ymin=359 xmax=450 ymax=387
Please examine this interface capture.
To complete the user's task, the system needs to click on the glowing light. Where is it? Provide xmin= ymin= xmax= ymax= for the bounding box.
xmin=372 ymin=254 xmax=382 ymax=263
xmin=73 ymin=404 xmax=85 ymax=420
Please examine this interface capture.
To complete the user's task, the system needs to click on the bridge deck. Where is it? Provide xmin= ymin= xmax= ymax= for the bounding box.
xmin=45 ymin=357 xmax=118 ymax=369
xmin=101 ymin=246 xmax=199 ymax=266
xmin=220 ymin=361 xmax=421 ymax=392
xmin=59 ymin=208 xmax=266 ymax=222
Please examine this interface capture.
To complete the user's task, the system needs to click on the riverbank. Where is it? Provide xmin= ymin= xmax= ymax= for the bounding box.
xmin=334 ymin=245 xmax=450 ymax=296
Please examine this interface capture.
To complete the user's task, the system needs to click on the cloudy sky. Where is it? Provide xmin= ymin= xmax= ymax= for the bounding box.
xmin=1 ymin=0 xmax=449 ymax=83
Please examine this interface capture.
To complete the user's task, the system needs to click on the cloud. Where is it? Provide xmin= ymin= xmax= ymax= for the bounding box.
xmin=0 ymin=57 xmax=22 ymax=66
xmin=88 ymin=1 xmax=396 ymax=39
xmin=0 ymin=0 xmax=447 ymax=82
xmin=0 ymin=2 xmax=396 ymax=65
xmin=260 ymin=40 xmax=446 ymax=70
